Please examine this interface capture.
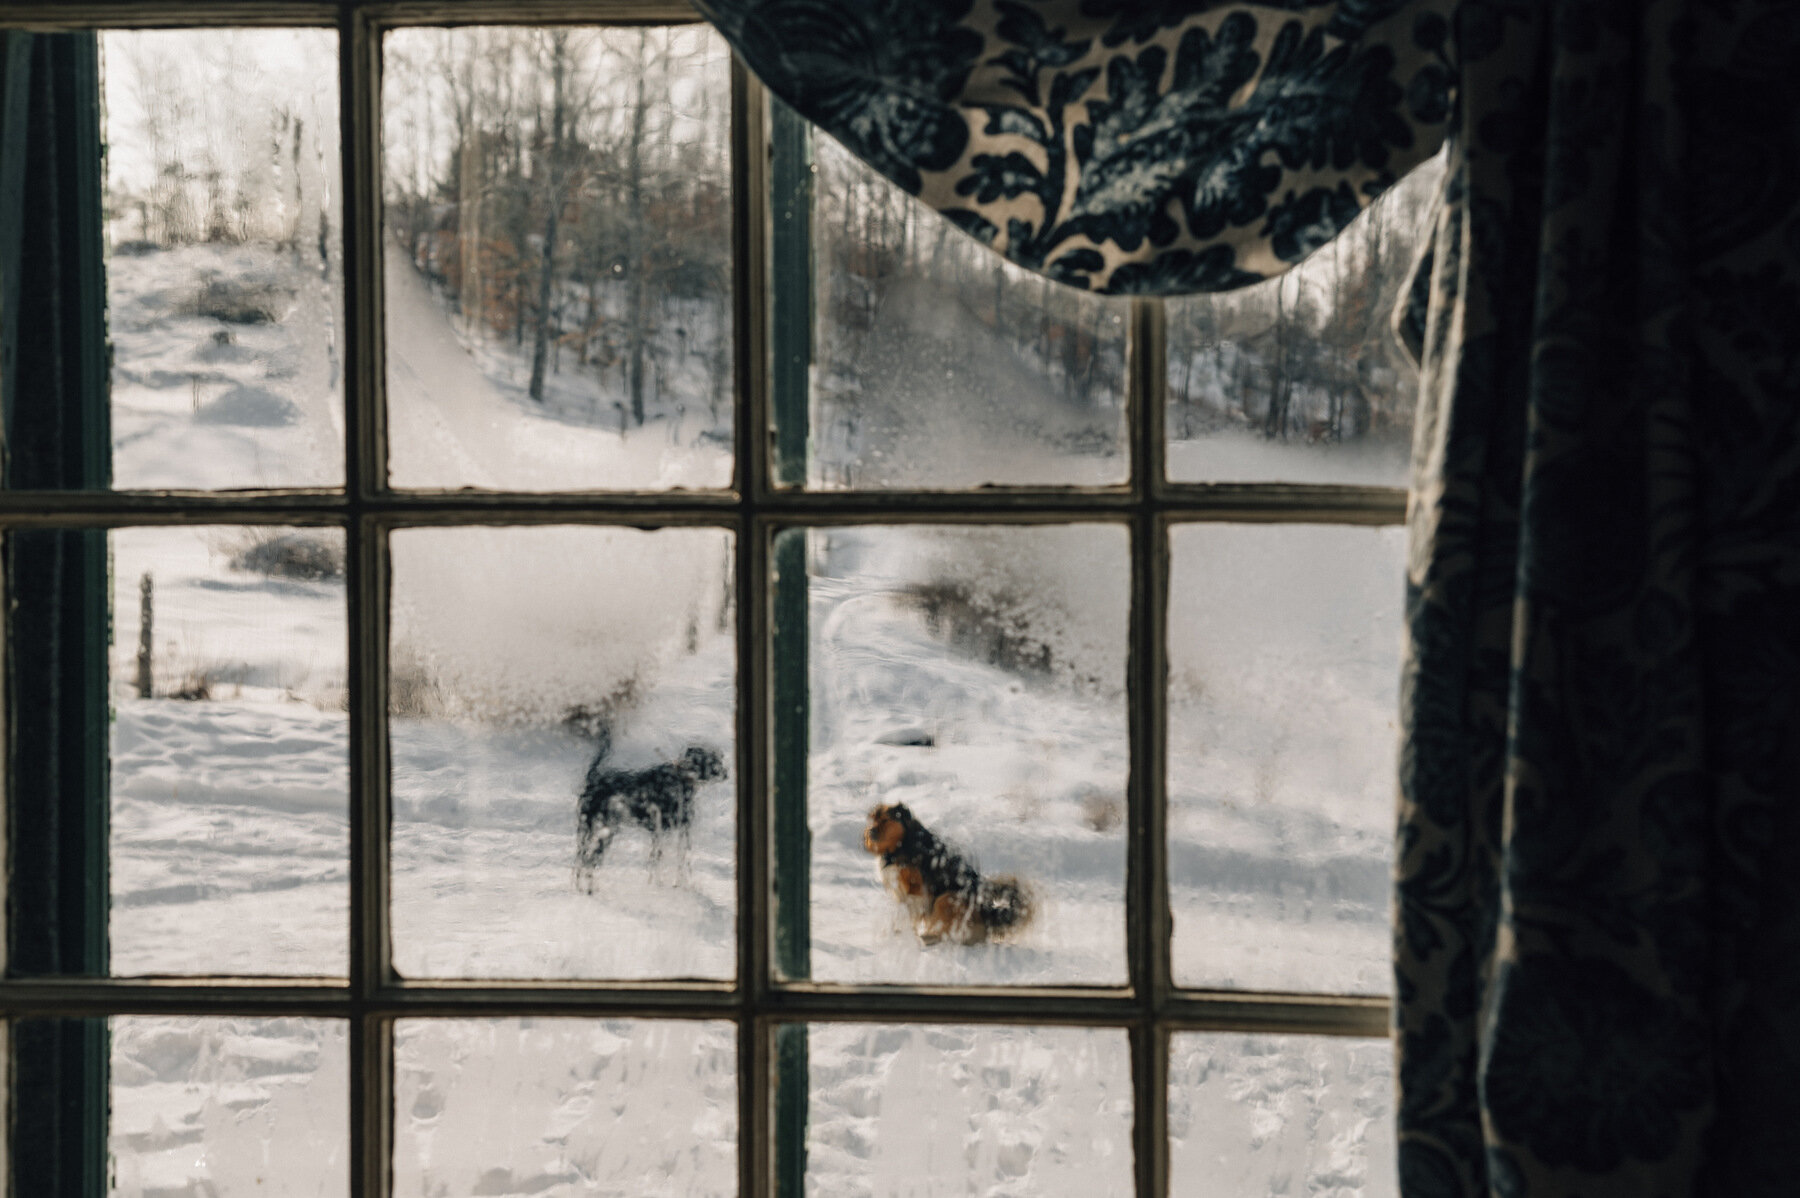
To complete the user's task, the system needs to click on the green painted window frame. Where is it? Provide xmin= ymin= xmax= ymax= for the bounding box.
xmin=0 ymin=6 xmax=1403 ymax=1197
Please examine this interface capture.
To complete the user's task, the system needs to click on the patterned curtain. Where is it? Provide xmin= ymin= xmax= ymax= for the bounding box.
xmin=696 ymin=1 xmax=1800 ymax=1194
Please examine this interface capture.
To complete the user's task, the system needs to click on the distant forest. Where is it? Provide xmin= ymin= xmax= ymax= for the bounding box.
xmin=383 ymin=27 xmax=732 ymax=426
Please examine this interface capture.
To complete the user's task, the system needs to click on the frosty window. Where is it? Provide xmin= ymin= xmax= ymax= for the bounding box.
xmin=0 ymin=9 xmax=1431 ymax=1198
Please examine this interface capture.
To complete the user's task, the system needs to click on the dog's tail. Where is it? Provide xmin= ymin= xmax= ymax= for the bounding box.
xmin=976 ymin=876 xmax=1034 ymax=935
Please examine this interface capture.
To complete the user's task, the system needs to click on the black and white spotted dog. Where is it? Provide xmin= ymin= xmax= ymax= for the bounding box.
xmin=574 ymin=726 xmax=726 ymax=888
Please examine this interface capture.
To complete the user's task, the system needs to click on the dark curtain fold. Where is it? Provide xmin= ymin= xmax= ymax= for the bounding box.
xmin=702 ymin=1 xmax=1800 ymax=1193
xmin=1398 ymin=2 xmax=1800 ymax=1194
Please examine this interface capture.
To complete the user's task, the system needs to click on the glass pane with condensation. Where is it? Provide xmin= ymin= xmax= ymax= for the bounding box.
xmin=1164 ymin=154 xmax=1443 ymax=487
xmin=806 ymin=1024 xmax=1132 ymax=1198
xmin=101 ymin=30 xmax=344 ymax=489
xmin=382 ymin=27 xmax=733 ymax=491
xmin=109 ymin=1016 xmax=348 ymax=1198
xmin=106 ymin=526 xmax=348 ymax=976
xmin=394 ymin=1019 xmax=736 ymax=1198
xmin=1169 ymin=1032 xmax=1395 ymax=1197
xmin=809 ymin=134 xmax=1129 ymax=489
xmin=803 ymin=525 xmax=1128 ymax=985
xmin=389 ymin=526 xmax=735 ymax=979
xmin=1168 ymin=524 xmax=1404 ymax=994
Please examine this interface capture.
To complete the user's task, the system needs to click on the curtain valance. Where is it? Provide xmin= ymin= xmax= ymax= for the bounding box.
xmin=694 ymin=0 xmax=1455 ymax=294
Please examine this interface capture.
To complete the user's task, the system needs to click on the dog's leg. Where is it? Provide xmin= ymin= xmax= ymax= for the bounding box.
xmin=920 ymin=893 xmax=984 ymax=946
xmin=575 ymin=812 xmax=612 ymax=892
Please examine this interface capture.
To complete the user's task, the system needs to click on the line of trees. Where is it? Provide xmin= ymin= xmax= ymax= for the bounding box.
xmin=814 ymin=133 xmax=1127 ymax=414
xmin=104 ymin=30 xmax=339 ymax=253
xmin=383 ymin=27 xmax=732 ymax=424
xmin=1168 ymin=156 xmax=1445 ymax=447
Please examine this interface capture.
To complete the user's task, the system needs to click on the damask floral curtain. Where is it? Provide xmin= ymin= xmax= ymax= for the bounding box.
xmin=694 ymin=1 xmax=1800 ymax=1195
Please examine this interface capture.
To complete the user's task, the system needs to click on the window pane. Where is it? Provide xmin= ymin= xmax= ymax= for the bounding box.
xmin=102 ymin=30 xmax=344 ymax=489
xmin=1168 ymin=524 xmax=1404 ymax=994
xmin=804 ymin=1024 xmax=1132 ymax=1197
xmin=383 ymin=27 xmax=733 ymax=491
xmin=808 ymin=134 xmax=1129 ymax=490
xmin=389 ymin=525 xmax=735 ymax=979
xmin=394 ymin=1018 xmax=736 ymax=1198
xmin=103 ymin=525 xmax=349 ymax=976
xmin=799 ymin=525 xmax=1128 ymax=985
xmin=1164 ymin=156 xmax=1441 ymax=487
xmin=1170 ymin=1032 xmax=1395 ymax=1197
xmin=109 ymin=1016 xmax=349 ymax=1198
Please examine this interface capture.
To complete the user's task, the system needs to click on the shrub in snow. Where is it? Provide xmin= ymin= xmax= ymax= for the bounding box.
xmin=904 ymin=527 xmax=1127 ymax=698
xmin=183 ymin=274 xmax=294 ymax=324
xmin=230 ymin=530 xmax=345 ymax=582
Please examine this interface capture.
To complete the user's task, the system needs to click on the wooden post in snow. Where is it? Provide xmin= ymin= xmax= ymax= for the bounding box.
xmin=136 ymin=572 xmax=154 ymax=699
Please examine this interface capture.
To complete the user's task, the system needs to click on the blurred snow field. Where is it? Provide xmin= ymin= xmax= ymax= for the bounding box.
xmin=1168 ymin=525 xmax=1406 ymax=995
xmin=1170 ymin=1032 xmax=1397 ymax=1197
xmin=804 ymin=525 xmax=1131 ymax=985
xmin=805 ymin=1024 xmax=1134 ymax=1198
xmin=393 ymin=1019 xmax=738 ymax=1198
xmin=106 ymin=1016 xmax=348 ymax=1198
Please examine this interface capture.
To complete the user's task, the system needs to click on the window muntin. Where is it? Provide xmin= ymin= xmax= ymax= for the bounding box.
xmin=0 ymin=8 xmax=1416 ymax=1198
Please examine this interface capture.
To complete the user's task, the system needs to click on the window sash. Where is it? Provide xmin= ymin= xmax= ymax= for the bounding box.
xmin=0 ymin=6 xmax=1404 ymax=1198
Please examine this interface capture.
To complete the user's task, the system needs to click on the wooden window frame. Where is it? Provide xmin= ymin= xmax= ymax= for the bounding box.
xmin=0 ymin=4 xmax=1401 ymax=1196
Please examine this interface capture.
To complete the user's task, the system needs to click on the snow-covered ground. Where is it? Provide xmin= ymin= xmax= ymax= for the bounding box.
xmin=108 ymin=242 xmax=346 ymax=490
xmin=97 ymin=215 xmax=1400 ymax=1195
xmin=1168 ymin=524 xmax=1404 ymax=996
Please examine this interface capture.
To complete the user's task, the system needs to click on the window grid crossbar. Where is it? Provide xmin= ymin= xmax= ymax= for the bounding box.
xmin=0 ymin=6 xmax=1406 ymax=1197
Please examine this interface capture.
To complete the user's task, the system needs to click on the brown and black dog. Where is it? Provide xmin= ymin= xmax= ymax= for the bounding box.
xmin=861 ymin=802 xmax=1033 ymax=945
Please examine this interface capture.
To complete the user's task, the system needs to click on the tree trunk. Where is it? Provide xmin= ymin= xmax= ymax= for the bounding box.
xmin=528 ymin=35 xmax=569 ymax=403
xmin=626 ymin=30 xmax=651 ymax=426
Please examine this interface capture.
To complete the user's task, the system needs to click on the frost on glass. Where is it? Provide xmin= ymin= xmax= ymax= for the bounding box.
xmin=389 ymin=526 xmax=735 ymax=979
xmin=810 ymin=135 xmax=1129 ymax=490
xmin=1165 ymin=154 xmax=1443 ymax=487
xmin=1169 ymin=1032 xmax=1395 ymax=1198
xmin=101 ymin=30 xmax=345 ymax=489
xmin=394 ymin=1019 xmax=736 ymax=1198
xmin=108 ymin=1016 xmax=348 ymax=1198
xmin=806 ymin=1024 xmax=1131 ymax=1198
xmin=1168 ymin=524 xmax=1405 ymax=993
xmin=383 ymin=27 xmax=733 ymax=491
xmin=107 ymin=526 xmax=348 ymax=976
xmin=803 ymin=525 xmax=1128 ymax=985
